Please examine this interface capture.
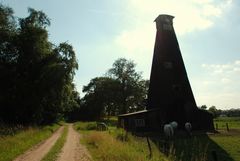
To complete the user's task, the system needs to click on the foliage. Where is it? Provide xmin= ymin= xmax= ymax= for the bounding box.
xmin=81 ymin=77 xmax=121 ymax=119
xmin=74 ymin=117 xmax=119 ymax=131
xmin=101 ymin=116 xmax=118 ymax=127
xmin=79 ymin=58 xmax=149 ymax=120
xmin=0 ymin=123 xmax=24 ymax=136
xmin=199 ymin=105 xmax=240 ymax=117
xmin=0 ymin=124 xmax=60 ymax=161
xmin=0 ymin=4 xmax=79 ymax=124
xmin=199 ymin=105 xmax=207 ymax=110
xmin=107 ymin=58 xmax=148 ymax=114
xmin=221 ymin=108 xmax=240 ymax=117
xmin=208 ymin=106 xmax=221 ymax=118
xmin=75 ymin=122 xmax=97 ymax=131
xmin=42 ymin=125 xmax=68 ymax=161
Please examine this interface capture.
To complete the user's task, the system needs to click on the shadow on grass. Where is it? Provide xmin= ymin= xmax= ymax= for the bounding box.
xmin=150 ymin=132 xmax=234 ymax=161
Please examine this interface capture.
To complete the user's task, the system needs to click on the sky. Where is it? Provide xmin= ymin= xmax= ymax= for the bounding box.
xmin=1 ymin=0 xmax=240 ymax=109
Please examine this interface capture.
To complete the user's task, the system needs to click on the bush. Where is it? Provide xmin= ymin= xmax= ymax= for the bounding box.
xmin=75 ymin=122 xmax=97 ymax=131
xmin=0 ymin=123 xmax=24 ymax=136
xmin=86 ymin=122 xmax=97 ymax=130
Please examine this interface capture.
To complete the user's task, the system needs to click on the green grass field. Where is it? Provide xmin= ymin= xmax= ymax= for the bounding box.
xmin=0 ymin=124 xmax=61 ymax=161
xmin=214 ymin=117 xmax=240 ymax=130
xmin=74 ymin=116 xmax=240 ymax=161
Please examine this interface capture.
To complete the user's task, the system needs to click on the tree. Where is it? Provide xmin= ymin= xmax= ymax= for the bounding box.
xmin=107 ymin=58 xmax=146 ymax=114
xmin=78 ymin=58 xmax=149 ymax=120
xmin=222 ymin=108 xmax=240 ymax=117
xmin=0 ymin=4 xmax=19 ymax=123
xmin=208 ymin=106 xmax=221 ymax=118
xmin=200 ymin=105 xmax=208 ymax=110
xmin=107 ymin=58 xmax=147 ymax=114
xmin=80 ymin=77 xmax=121 ymax=119
xmin=0 ymin=5 xmax=79 ymax=124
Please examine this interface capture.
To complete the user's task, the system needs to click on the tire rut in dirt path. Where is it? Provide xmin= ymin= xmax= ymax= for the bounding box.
xmin=13 ymin=126 xmax=64 ymax=161
xmin=57 ymin=124 xmax=91 ymax=161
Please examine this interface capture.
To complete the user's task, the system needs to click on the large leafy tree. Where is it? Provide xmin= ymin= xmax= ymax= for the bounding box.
xmin=0 ymin=5 xmax=79 ymax=124
xmin=107 ymin=58 xmax=148 ymax=114
xmin=81 ymin=77 xmax=120 ymax=119
xmin=0 ymin=4 xmax=18 ymax=123
xmin=80 ymin=58 xmax=149 ymax=120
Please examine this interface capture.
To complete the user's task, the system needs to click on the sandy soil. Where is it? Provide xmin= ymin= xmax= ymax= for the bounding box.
xmin=14 ymin=126 xmax=64 ymax=161
xmin=57 ymin=124 xmax=91 ymax=161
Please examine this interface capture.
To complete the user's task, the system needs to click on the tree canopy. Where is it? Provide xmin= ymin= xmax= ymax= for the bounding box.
xmin=0 ymin=5 xmax=79 ymax=124
xmin=79 ymin=58 xmax=149 ymax=120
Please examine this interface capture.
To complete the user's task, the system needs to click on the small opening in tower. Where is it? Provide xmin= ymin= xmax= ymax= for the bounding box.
xmin=172 ymin=84 xmax=181 ymax=92
xmin=163 ymin=61 xmax=173 ymax=69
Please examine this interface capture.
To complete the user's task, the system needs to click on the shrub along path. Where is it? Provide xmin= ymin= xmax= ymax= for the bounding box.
xmin=13 ymin=126 xmax=64 ymax=161
xmin=57 ymin=124 xmax=91 ymax=161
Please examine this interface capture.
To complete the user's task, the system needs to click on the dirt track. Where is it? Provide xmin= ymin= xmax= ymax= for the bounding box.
xmin=14 ymin=126 xmax=64 ymax=161
xmin=13 ymin=124 xmax=91 ymax=161
xmin=57 ymin=124 xmax=91 ymax=161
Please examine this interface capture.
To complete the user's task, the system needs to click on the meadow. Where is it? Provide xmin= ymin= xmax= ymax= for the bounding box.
xmin=0 ymin=117 xmax=239 ymax=161
xmin=74 ymin=117 xmax=240 ymax=161
xmin=214 ymin=117 xmax=240 ymax=130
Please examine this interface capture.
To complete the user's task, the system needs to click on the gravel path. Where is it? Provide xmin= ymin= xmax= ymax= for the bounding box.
xmin=13 ymin=126 xmax=64 ymax=161
xmin=57 ymin=124 xmax=91 ymax=161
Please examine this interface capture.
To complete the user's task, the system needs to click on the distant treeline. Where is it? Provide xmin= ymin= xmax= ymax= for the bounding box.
xmin=221 ymin=109 xmax=240 ymax=117
xmin=0 ymin=5 xmax=79 ymax=124
xmin=199 ymin=105 xmax=240 ymax=118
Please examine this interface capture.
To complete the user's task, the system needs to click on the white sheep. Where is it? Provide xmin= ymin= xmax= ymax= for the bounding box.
xmin=170 ymin=121 xmax=178 ymax=130
xmin=185 ymin=122 xmax=192 ymax=136
xmin=163 ymin=124 xmax=174 ymax=140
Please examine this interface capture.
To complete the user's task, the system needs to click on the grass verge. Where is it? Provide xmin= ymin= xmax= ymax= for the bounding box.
xmin=41 ymin=124 xmax=68 ymax=161
xmin=0 ymin=124 xmax=60 ymax=161
xmin=74 ymin=122 xmax=168 ymax=161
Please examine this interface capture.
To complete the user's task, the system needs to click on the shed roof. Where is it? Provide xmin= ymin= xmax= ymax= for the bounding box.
xmin=118 ymin=108 xmax=162 ymax=117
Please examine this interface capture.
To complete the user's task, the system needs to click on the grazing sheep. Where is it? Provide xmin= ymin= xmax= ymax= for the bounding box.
xmin=163 ymin=122 xmax=177 ymax=154
xmin=170 ymin=121 xmax=178 ymax=130
xmin=185 ymin=122 xmax=192 ymax=136
xmin=164 ymin=124 xmax=174 ymax=140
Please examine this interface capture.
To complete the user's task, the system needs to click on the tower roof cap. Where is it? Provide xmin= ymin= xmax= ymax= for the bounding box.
xmin=154 ymin=14 xmax=174 ymax=24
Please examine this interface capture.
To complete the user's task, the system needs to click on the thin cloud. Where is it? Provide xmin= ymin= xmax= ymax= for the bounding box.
xmin=193 ymin=59 xmax=240 ymax=108
xmin=202 ymin=60 xmax=240 ymax=74
xmin=115 ymin=0 xmax=232 ymax=57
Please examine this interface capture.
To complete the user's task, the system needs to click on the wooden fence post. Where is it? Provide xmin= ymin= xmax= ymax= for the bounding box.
xmin=215 ymin=123 xmax=218 ymax=130
xmin=212 ymin=150 xmax=218 ymax=161
xmin=226 ymin=123 xmax=229 ymax=131
xmin=146 ymin=136 xmax=152 ymax=159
